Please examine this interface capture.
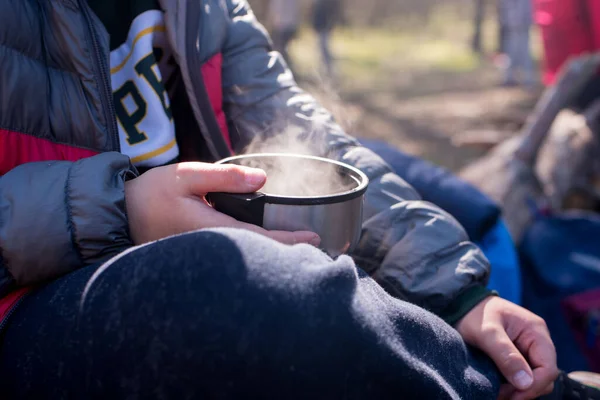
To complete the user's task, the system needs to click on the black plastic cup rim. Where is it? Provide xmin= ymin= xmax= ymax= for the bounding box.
xmin=214 ymin=153 xmax=370 ymax=206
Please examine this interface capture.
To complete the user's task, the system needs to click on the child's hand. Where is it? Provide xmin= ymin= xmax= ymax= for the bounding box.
xmin=457 ymin=296 xmax=559 ymax=400
xmin=124 ymin=162 xmax=321 ymax=246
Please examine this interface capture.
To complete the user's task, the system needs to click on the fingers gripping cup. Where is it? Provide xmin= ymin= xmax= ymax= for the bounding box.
xmin=206 ymin=153 xmax=369 ymax=257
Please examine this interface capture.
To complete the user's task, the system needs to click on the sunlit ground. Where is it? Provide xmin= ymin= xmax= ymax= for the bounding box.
xmin=287 ymin=6 xmax=543 ymax=171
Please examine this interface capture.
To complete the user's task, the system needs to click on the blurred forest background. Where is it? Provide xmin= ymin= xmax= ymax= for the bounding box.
xmin=248 ymin=0 xmax=543 ymax=171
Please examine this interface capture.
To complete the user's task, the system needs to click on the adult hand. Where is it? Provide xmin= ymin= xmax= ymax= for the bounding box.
xmin=125 ymin=162 xmax=321 ymax=246
xmin=456 ymin=296 xmax=559 ymax=400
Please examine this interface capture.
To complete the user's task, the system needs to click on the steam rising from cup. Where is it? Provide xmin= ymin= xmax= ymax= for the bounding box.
xmin=241 ymin=126 xmax=352 ymax=197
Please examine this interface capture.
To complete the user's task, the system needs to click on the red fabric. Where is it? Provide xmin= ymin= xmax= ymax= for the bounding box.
xmin=0 ymin=288 xmax=30 ymax=323
xmin=0 ymin=128 xmax=99 ymax=325
xmin=0 ymin=54 xmax=231 ymax=325
xmin=0 ymin=129 xmax=99 ymax=175
xmin=534 ymin=0 xmax=598 ymax=85
xmin=563 ymin=289 xmax=600 ymax=372
xmin=589 ymin=0 xmax=600 ymax=49
xmin=200 ymin=53 xmax=232 ymax=150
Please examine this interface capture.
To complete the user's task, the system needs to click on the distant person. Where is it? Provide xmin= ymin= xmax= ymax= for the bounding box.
xmin=312 ymin=0 xmax=342 ymax=81
xmin=269 ymin=0 xmax=300 ymax=72
xmin=491 ymin=0 xmax=510 ymax=70
xmin=499 ymin=0 xmax=536 ymax=87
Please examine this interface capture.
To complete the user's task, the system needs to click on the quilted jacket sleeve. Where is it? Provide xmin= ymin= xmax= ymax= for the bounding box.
xmin=219 ymin=0 xmax=493 ymax=323
xmin=0 ymin=152 xmax=137 ymax=297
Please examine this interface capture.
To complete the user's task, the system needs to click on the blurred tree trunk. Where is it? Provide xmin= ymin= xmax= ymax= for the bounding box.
xmin=249 ymin=0 xmax=270 ymax=26
xmin=471 ymin=0 xmax=485 ymax=54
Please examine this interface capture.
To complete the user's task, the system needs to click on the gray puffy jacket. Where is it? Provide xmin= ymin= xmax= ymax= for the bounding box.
xmin=0 ymin=0 xmax=491 ymax=323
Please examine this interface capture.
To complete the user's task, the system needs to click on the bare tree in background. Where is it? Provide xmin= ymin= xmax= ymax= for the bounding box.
xmin=269 ymin=0 xmax=301 ymax=72
xmin=471 ymin=0 xmax=485 ymax=54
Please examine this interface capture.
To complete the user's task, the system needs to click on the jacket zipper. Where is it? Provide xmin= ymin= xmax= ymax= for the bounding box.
xmin=0 ymin=294 xmax=28 ymax=333
xmin=186 ymin=0 xmax=232 ymax=160
xmin=79 ymin=0 xmax=120 ymax=152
